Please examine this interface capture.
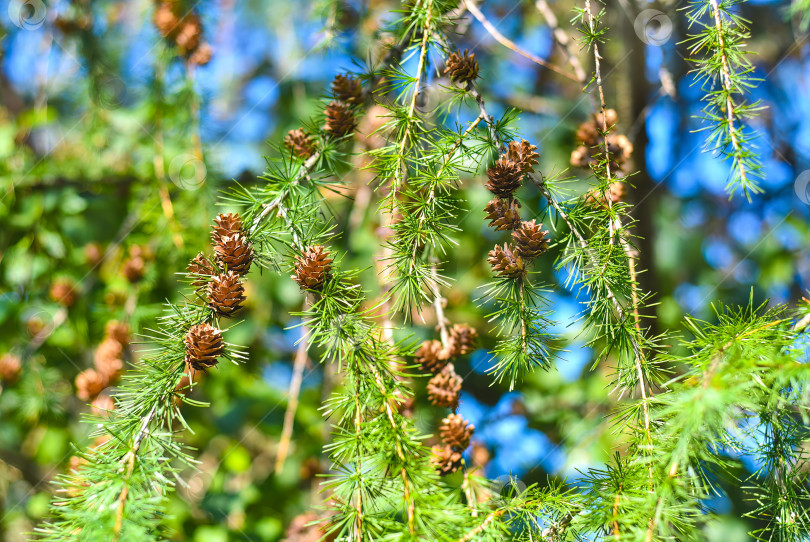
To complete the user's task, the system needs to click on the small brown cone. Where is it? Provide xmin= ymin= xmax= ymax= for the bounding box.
xmin=208 ymin=272 xmax=246 ymax=317
xmin=444 ymin=49 xmax=479 ymax=83
xmin=0 ymin=354 xmax=22 ymax=383
xmin=449 ymin=324 xmax=478 ymax=357
xmin=175 ymin=15 xmax=202 ymax=54
xmin=484 ymin=198 xmax=521 ymax=231
xmin=507 ymin=140 xmax=539 ymax=173
xmin=91 ymin=394 xmax=115 ymax=416
xmin=331 ymin=74 xmax=363 ymax=105
xmin=284 ymin=128 xmax=316 ymax=159
xmin=188 ymin=252 xmax=215 ymax=287
xmin=427 ymin=363 xmax=462 ymax=410
xmin=76 ymin=369 xmax=106 ymax=402
xmin=292 ymin=246 xmax=332 ymax=290
xmin=211 ymin=213 xmax=244 ymax=245
xmin=105 ymin=320 xmax=130 ymax=346
xmin=50 ymin=279 xmax=77 ymax=308
xmin=189 ymin=42 xmax=212 ymax=66
xmin=121 ymin=256 xmax=145 ymax=283
xmin=487 ymin=244 xmax=525 ymax=279
xmin=512 ymin=220 xmax=550 ymax=259
xmin=324 ymin=101 xmax=356 ymax=138
xmin=414 ymin=339 xmax=451 ymax=374
xmin=94 ymin=337 xmax=124 ymax=383
xmin=153 ymin=2 xmax=180 ymax=39
xmin=184 ymin=323 xmax=224 ymax=371
xmin=485 ymin=157 xmax=524 ymax=198
xmin=431 ymin=445 xmax=463 ymax=475
xmin=214 ymin=233 xmax=254 ymax=276
xmin=439 ymin=413 xmax=474 ymax=450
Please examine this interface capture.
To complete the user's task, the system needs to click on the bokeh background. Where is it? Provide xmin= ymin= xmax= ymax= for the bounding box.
xmin=1 ymin=0 xmax=809 ymax=539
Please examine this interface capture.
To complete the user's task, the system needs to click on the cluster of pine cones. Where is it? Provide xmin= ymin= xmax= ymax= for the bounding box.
xmin=570 ymin=109 xmax=633 ymax=177
xmin=153 ymin=0 xmax=212 ymax=66
xmin=284 ymin=73 xmax=364 ymax=159
xmin=414 ymin=323 xmax=478 ymax=475
xmin=184 ymin=213 xmax=254 ymax=372
xmin=74 ymin=320 xmax=130 ymax=404
xmin=483 ymin=140 xmax=549 ymax=279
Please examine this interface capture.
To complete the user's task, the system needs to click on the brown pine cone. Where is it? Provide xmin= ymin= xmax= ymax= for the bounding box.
xmin=439 ymin=413 xmax=474 ymax=450
xmin=50 ymin=279 xmax=77 ymax=307
xmin=214 ymin=233 xmax=254 ymax=276
xmin=485 ymin=158 xmax=524 ymax=198
xmin=105 ymin=320 xmax=130 ymax=346
xmin=414 ymin=339 xmax=452 ymax=374
xmin=292 ymin=246 xmax=333 ymax=290
xmin=0 ymin=353 xmax=22 ymax=383
xmin=121 ymin=256 xmax=145 ymax=283
xmin=444 ymin=49 xmax=479 ymax=84
xmin=427 ymin=363 xmax=462 ymax=410
xmin=484 ymin=198 xmax=521 ymax=231
xmin=208 ymin=272 xmax=246 ymax=317
xmin=431 ymin=445 xmax=463 ymax=475
xmin=487 ymin=244 xmax=525 ymax=279
xmin=324 ymin=101 xmax=356 ymax=138
xmin=94 ymin=337 xmax=124 ymax=382
xmin=211 ymin=213 xmax=244 ymax=245
xmin=507 ymin=140 xmax=539 ymax=173
xmin=512 ymin=220 xmax=550 ymax=259
xmin=284 ymin=128 xmax=316 ymax=159
xmin=153 ymin=2 xmax=180 ymax=39
xmin=331 ymin=74 xmax=363 ymax=105
xmin=91 ymin=394 xmax=115 ymax=416
xmin=449 ymin=324 xmax=478 ymax=357
xmin=188 ymin=252 xmax=215 ymax=287
xmin=189 ymin=42 xmax=213 ymax=66
xmin=84 ymin=243 xmax=104 ymax=268
xmin=184 ymin=323 xmax=224 ymax=371
xmin=76 ymin=368 xmax=106 ymax=402
xmin=175 ymin=14 xmax=202 ymax=54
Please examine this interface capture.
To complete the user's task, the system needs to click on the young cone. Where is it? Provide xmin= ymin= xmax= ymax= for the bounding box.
xmin=331 ymin=74 xmax=363 ymax=105
xmin=427 ymin=363 xmax=462 ymax=410
xmin=484 ymin=198 xmax=521 ymax=231
xmin=507 ymin=140 xmax=539 ymax=173
xmin=211 ymin=213 xmax=244 ymax=245
xmin=184 ymin=323 xmax=224 ymax=371
xmin=487 ymin=244 xmax=525 ymax=278
xmin=512 ymin=220 xmax=550 ymax=259
xmin=188 ymin=252 xmax=215 ymax=287
xmin=439 ymin=413 xmax=474 ymax=450
xmin=284 ymin=129 xmax=316 ymax=159
xmin=431 ymin=445 xmax=463 ymax=475
xmin=449 ymin=324 xmax=478 ymax=357
xmin=444 ymin=49 xmax=479 ymax=83
xmin=208 ymin=272 xmax=246 ymax=317
xmin=214 ymin=233 xmax=254 ymax=276
xmin=292 ymin=246 xmax=332 ymax=290
xmin=414 ymin=339 xmax=452 ymax=374
xmin=485 ymin=157 xmax=524 ymax=198
xmin=324 ymin=101 xmax=356 ymax=138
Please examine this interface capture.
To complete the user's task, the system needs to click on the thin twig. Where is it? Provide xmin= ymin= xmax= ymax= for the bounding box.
xmin=534 ymin=0 xmax=588 ymax=83
xmin=463 ymin=0 xmax=580 ymax=83
xmin=275 ymin=299 xmax=311 ymax=472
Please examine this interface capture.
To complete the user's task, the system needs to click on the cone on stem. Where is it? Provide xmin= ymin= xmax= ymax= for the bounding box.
xmin=214 ymin=233 xmax=253 ymax=276
xmin=449 ymin=324 xmax=478 ymax=357
xmin=184 ymin=323 xmax=224 ymax=371
xmin=427 ymin=364 xmax=462 ymax=410
xmin=331 ymin=74 xmax=363 ymax=105
xmin=507 ymin=140 xmax=539 ymax=173
xmin=188 ymin=252 xmax=215 ymax=287
xmin=487 ymin=244 xmax=525 ymax=279
xmin=484 ymin=198 xmax=521 ymax=231
xmin=292 ymin=246 xmax=333 ymax=290
xmin=439 ymin=413 xmax=474 ymax=450
xmin=324 ymin=101 xmax=356 ymax=138
xmin=414 ymin=339 xmax=452 ymax=374
xmin=284 ymin=128 xmax=316 ymax=159
xmin=485 ymin=157 xmax=524 ymax=198
xmin=208 ymin=272 xmax=246 ymax=317
xmin=444 ymin=49 xmax=479 ymax=83
xmin=512 ymin=220 xmax=550 ymax=259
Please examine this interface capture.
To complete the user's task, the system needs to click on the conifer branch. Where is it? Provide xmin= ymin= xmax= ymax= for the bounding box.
xmin=684 ymin=0 xmax=764 ymax=198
